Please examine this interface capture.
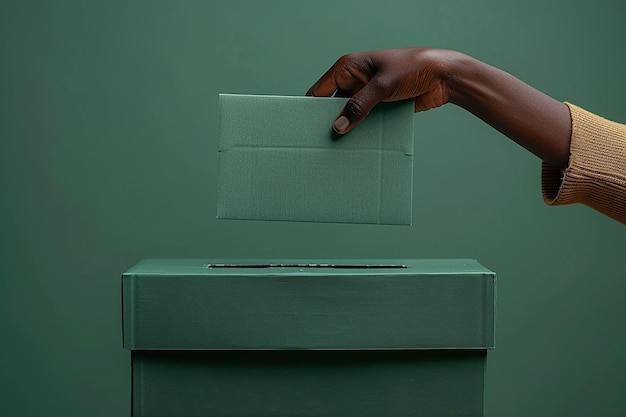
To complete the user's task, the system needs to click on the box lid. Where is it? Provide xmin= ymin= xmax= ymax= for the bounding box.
xmin=122 ymin=259 xmax=495 ymax=350
xmin=217 ymin=94 xmax=414 ymax=225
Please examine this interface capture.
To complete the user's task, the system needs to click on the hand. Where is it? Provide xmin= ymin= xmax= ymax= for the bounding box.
xmin=307 ymin=47 xmax=571 ymax=169
xmin=306 ymin=48 xmax=455 ymax=134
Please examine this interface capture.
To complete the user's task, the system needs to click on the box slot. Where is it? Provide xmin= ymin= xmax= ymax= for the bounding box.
xmin=207 ymin=263 xmax=407 ymax=269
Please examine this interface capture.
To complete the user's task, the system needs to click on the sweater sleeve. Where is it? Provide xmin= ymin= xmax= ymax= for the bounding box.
xmin=542 ymin=102 xmax=626 ymax=225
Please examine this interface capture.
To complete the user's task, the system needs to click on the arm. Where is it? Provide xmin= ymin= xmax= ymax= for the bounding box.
xmin=307 ymin=48 xmax=572 ymax=169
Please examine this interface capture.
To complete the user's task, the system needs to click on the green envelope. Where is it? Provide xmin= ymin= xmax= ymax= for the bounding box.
xmin=217 ymin=94 xmax=414 ymax=225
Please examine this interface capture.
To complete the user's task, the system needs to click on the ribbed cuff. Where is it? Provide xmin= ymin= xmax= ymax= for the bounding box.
xmin=542 ymin=102 xmax=626 ymax=224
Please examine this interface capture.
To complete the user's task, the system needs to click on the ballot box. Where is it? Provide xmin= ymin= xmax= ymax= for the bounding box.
xmin=122 ymin=259 xmax=496 ymax=417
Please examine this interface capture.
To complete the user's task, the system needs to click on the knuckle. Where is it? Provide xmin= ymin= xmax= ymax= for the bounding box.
xmin=345 ymin=98 xmax=367 ymax=119
xmin=336 ymin=53 xmax=362 ymax=74
xmin=371 ymin=76 xmax=392 ymax=95
xmin=336 ymin=53 xmax=355 ymax=65
xmin=332 ymin=54 xmax=351 ymax=72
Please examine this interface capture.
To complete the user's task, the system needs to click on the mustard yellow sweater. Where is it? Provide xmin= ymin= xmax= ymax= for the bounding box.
xmin=542 ymin=103 xmax=626 ymax=225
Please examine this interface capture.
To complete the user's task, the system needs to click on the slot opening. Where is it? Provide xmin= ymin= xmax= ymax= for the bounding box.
xmin=207 ymin=263 xmax=407 ymax=269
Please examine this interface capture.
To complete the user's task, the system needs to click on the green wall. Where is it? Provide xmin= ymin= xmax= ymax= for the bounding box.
xmin=1 ymin=1 xmax=625 ymax=416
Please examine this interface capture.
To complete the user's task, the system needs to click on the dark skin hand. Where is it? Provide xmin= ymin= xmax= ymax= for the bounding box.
xmin=306 ymin=48 xmax=572 ymax=169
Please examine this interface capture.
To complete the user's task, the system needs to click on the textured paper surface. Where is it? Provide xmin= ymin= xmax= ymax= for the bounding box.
xmin=122 ymin=259 xmax=496 ymax=350
xmin=217 ymin=94 xmax=414 ymax=225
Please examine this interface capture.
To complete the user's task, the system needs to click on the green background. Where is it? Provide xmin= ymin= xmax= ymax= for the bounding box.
xmin=1 ymin=0 xmax=624 ymax=416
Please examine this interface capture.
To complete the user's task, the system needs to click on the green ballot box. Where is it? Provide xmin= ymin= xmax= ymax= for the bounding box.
xmin=122 ymin=259 xmax=496 ymax=417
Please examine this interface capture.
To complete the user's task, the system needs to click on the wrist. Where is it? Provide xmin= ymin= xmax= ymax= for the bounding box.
xmin=438 ymin=50 xmax=478 ymax=108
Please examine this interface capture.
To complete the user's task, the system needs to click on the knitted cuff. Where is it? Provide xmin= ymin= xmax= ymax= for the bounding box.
xmin=542 ymin=102 xmax=626 ymax=224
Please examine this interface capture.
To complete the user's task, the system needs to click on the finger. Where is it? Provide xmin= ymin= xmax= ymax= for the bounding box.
xmin=307 ymin=55 xmax=370 ymax=97
xmin=333 ymin=81 xmax=383 ymax=135
xmin=306 ymin=64 xmax=341 ymax=97
xmin=334 ymin=88 xmax=353 ymax=98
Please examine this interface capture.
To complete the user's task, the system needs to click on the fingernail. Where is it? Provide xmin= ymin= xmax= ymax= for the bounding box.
xmin=333 ymin=116 xmax=350 ymax=133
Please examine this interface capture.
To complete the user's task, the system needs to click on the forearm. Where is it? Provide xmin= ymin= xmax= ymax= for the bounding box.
xmin=444 ymin=51 xmax=571 ymax=169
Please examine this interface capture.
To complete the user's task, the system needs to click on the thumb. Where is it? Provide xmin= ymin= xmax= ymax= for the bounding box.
xmin=333 ymin=82 xmax=382 ymax=135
